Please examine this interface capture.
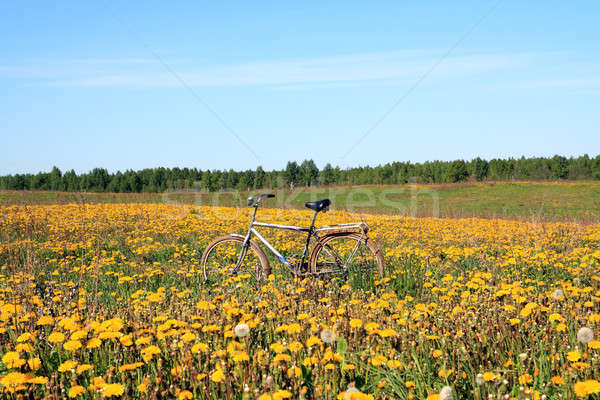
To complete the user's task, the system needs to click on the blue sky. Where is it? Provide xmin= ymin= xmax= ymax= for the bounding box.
xmin=1 ymin=1 xmax=599 ymax=174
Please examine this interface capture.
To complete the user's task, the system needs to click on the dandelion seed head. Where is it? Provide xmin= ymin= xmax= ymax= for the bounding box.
xmin=577 ymin=327 xmax=594 ymax=344
xmin=320 ymin=329 xmax=337 ymax=344
xmin=476 ymin=374 xmax=484 ymax=386
xmin=234 ymin=323 xmax=250 ymax=338
xmin=552 ymin=289 xmax=564 ymax=300
xmin=440 ymin=385 xmax=453 ymax=400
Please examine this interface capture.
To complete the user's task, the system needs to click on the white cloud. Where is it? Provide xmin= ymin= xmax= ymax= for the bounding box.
xmin=0 ymin=51 xmax=556 ymax=89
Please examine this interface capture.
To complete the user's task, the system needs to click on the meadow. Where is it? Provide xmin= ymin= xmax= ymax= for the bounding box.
xmin=2 ymin=180 xmax=600 ymax=222
xmin=0 ymin=190 xmax=599 ymax=398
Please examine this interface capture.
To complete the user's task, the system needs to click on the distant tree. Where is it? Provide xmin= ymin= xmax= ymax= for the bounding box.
xmin=284 ymin=161 xmax=299 ymax=188
xmin=254 ymin=166 xmax=265 ymax=189
xmin=49 ymin=166 xmax=63 ymax=190
xmin=299 ymin=159 xmax=319 ymax=186
xmin=550 ymin=155 xmax=569 ymax=179
xmin=107 ymin=172 xmax=122 ymax=192
xmin=472 ymin=157 xmax=489 ymax=181
xmin=128 ymin=172 xmax=142 ymax=192
xmin=446 ymin=160 xmax=469 ymax=183
xmin=319 ymin=163 xmax=335 ymax=185
xmin=88 ymin=168 xmax=110 ymax=191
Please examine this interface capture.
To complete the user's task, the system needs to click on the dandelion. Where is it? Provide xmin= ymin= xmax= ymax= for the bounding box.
xmin=233 ymin=323 xmax=250 ymax=338
xmin=577 ymin=327 xmax=594 ymax=344
xmin=482 ymin=372 xmax=495 ymax=382
xmin=211 ymin=369 xmax=225 ymax=383
xmin=68 ymin=385 xmax=86 ymax=398
xmin=101 ymin=383 xmax=124 ymax=397
xmin=2 ymin=352 xmax=25 ymax=369
xmin=349 ymin=319 xmax=363 ymax=328
xmin=58 ymin=360 xmax=78 ymax=372
xmin=344 ymin=385 xmax=361 ymax=400
xmin=573 ymin=380 xmax=600 ymax=397
xmin=0 ymin=372 xmax=26 ymax=389
xmin=552 ymin=289 xmax=564 ymax=300
xmin=48 ymin=331 xmax=65 ymax=343
xmin=476 ymin=374 xmax=485 ymax=385
xmin=439 ymin=386 xmax=453 ymax=400
xmin=320 ymin=329 xmax=337 ymax=344
xmin=567 ymin=350 xmax=581 ymax=362
xmin=273 ymin=390 xmax=292 ymax=400
xmin=64 ymin=340 xmax=82 ymax=351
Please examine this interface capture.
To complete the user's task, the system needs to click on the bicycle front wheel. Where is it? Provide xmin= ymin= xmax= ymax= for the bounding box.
xmin=200 ymin=235 xmax=270 ymax=287
xmin=309 ymin=231 xmax=384 ymax=288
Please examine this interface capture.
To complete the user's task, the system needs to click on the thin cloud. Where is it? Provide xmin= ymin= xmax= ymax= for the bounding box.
xmin=2 ymin=51 xmax=554 ymax=89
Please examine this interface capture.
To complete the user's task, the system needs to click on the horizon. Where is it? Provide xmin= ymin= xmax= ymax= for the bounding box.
xmin=1 ymin=153 xmax=598 ymax=176
xmin=2 ymin=1 xmax=599 ymax=175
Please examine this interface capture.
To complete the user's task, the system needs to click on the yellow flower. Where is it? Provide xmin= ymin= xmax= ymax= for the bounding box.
xmin=211 ymin=369 xmax=225 ymax=383
xmin=588 ymin=340 xmax=600 ymax=349
xmin=192 ymin=343 xmax=208 ymax=353
xmin=288 ymin=341 xmax=303 ymax=352
xmin=0 ymin=372 xmax=26 ymax=388
xmin=119 ymin=362 xmax=143 ymax=373
xmin=2 ymin=352 xmax=25 ymax=369
xmin=573 ymin=380 xmax=600 ymax=397
xmin=86 ymin=338 xmax=102 ymax=349
xmin=27 ymin=357 xmax=41 ymax=371
xmin=64 ymin=340 xmax=82 ymax=351
xmin=232 ymin=351 xmax=250 ymax=362
xmin=76 ymin=364 xmax=94 ymax=374
xmin=371 ymin=355 xmax=387 ymax=366
xmin=26 ymin=376 xmax=48 ymax=384
xmin=270 ymin=343 xmax=286 ymax=353
xmin=482 ymin=372 xmax=495 ymax=382
xmin=141 ymin=345 xmax=161 ymax=362
xmin=426 ymin=395 xmax=440 ymax=400
xmin=273 ymin=390 xmax=292 ymax=400
xmin=37 ymin=315 xmax=54 ymax=326
xmin=349 ymin=319 xmax=363 ymax=328
xmin=432 ymin=349 xmax=443 ymax=358
xmin=101 ymin=383 xmax=124 ymax=397
xmin=551 ymin=376 xmax=565 ymax=386
xmin=58 ymin=360 xmax=78 ymax=372
xmin=68 ymin=385 xmax=86 ymax=398
xmin=178 ymin=390 xmax=193 ymax=399
xmin=287 ymin=323 xmax=302 ymax=334
xmin=48 ymin=331 xmax=65 ymax=343
xmin=519 ymin=374 xmax=533 ymax=384
xmin=567 ymin=350 xmax=581 ymax=362
xmin=16 ymin=332 xmax=35 ymax=343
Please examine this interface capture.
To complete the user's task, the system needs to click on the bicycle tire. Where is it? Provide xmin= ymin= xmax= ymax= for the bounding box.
xmin=200 ymin=235 xmax=271 ymax=285
xmin=309 ymin=230 xmax=384 ymax=283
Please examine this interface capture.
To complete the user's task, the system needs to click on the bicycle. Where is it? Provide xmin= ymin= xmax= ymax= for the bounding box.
xmin=200 ymin=194 xmax=384 ymax=286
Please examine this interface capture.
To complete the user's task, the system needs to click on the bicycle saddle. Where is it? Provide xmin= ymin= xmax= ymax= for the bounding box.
xmin=304 ymin=198 xmax=331 ymax=212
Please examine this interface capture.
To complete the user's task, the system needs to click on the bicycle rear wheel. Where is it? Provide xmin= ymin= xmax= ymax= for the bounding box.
xmin=200 ymin=235 xmax=270 ymax=287
xmin=309 ymin=231 xmax=384 ymax=288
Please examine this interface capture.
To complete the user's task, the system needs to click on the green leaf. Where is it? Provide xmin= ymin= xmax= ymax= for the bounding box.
xmin=337 ymin=336 xmax=347 ymax=356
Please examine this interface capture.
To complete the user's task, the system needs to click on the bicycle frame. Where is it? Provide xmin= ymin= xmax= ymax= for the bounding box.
xmin=234 ymin=203 xmax=369 ymax=274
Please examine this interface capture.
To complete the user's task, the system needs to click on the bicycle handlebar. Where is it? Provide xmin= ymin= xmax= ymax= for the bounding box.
xmin=248 ymin=193 xmax=275 ymax=207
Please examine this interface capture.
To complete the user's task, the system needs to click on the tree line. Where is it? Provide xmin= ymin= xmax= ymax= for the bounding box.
xmin=1 ymin=155 xmax=599 ymax=193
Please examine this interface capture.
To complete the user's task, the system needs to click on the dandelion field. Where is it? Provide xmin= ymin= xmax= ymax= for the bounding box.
xmin=0 ymin=203 xmax=599 ymax=399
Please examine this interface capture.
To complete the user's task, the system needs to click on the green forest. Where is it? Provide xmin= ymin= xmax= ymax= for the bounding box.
xmin=1 ymin=154 xmax=599 ymax=193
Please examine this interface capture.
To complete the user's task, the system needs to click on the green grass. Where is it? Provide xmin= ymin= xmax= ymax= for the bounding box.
xmin=2 ymin=180 xmax=599 ymax=222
